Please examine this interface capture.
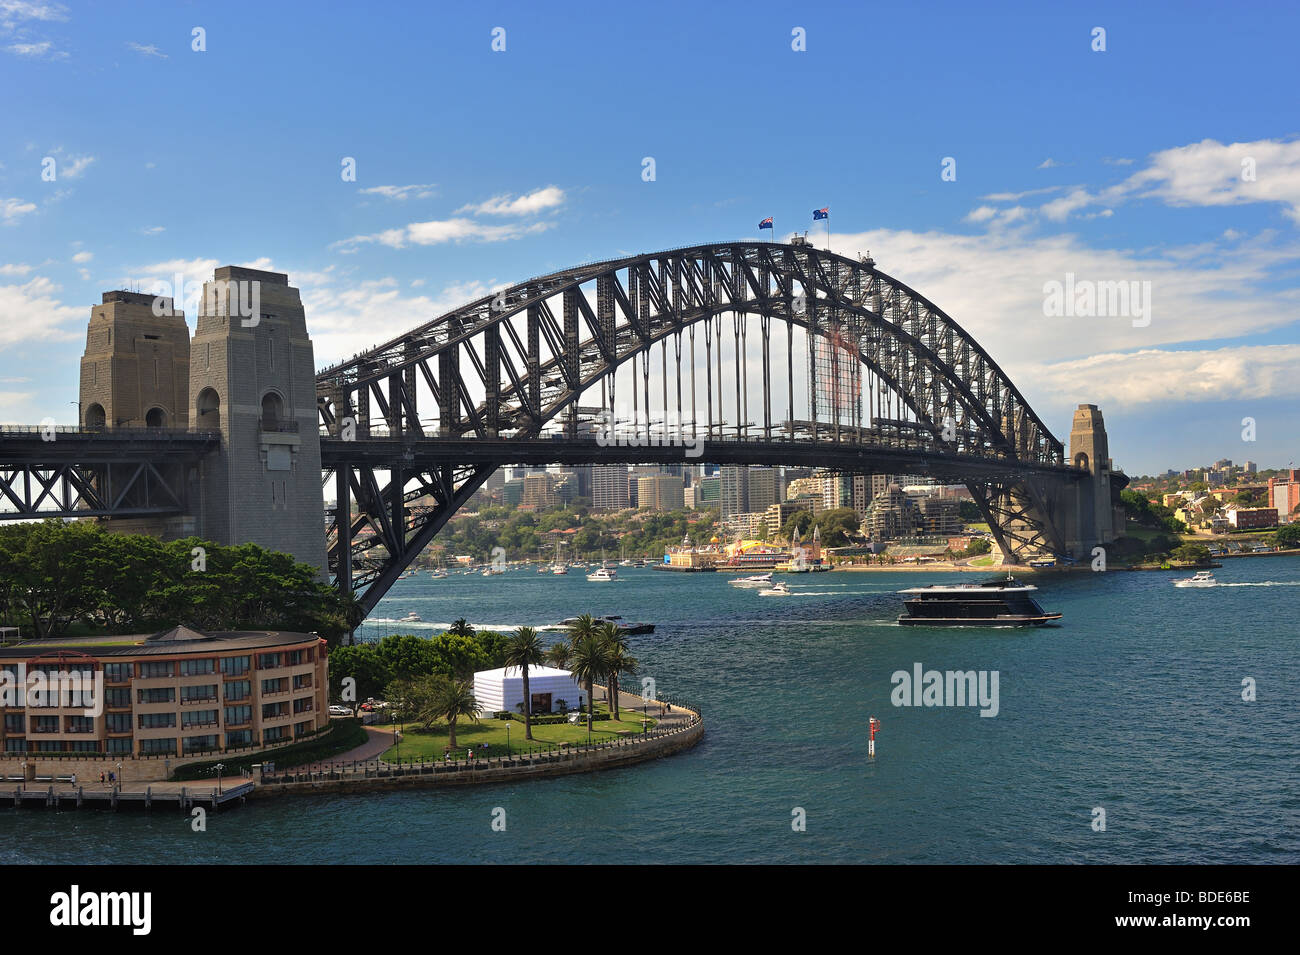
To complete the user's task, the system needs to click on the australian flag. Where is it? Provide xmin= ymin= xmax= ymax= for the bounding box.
xmin=813 ymin=207 xmax=829 ymax=220
xmin=758 ymin=217 xmax=773 ymax=230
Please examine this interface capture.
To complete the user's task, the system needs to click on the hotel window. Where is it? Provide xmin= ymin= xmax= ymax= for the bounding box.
xmin=293 ymin=697 xmax=313 ymax=714
xmin=103 ymin=663 xmax=133 ymax=683
xmin=292 ymin=673 xmax=312 ymax=690
xmin=138 ymin=712 xmax=176 ymax=730
xmin=224 ymin=705 xmax=252 ymax=726
xmin=286 ymin=649 xmax=304 ymax=666
xmin=105 ymin=688 xmax=131 ymax=709
xmin=139 ymin=661 xmax=174 ymax=679
xmin=258 ymin=653 xmax=282 ymax=669
xmin=295 ymin=720 xmax=313 ymax=737
xmin=105 ymin=713 xmax=132 ymax=734
xmin=68 ymin=740 xmax=100 ymax=753
xmin=35 ymin=740 xmax=62 ymax=752
xmin=182 ymin=735 xmax=219 ymax=754
xmin=137 ymin=687 xmax=175 ymax=704
xmin=139 ymin=738 xmax=175 ymax=756
xmin=182 ymin=709 xmax=218 ymax=728
xmin=220 ymin=655 xmax=250 ymax=676
xmin=262 ymin=702 xmax=287 ymax=720
xmin=4 ymin=739 xmax=25 ymax=753
xmin=262 ymin=677 xmax=287 ymax=694
xmin=65 ymin=716 xmax=95 ymax=734
xmin=181 ymin=684 xmax=218 ymax=703
xmin=224 ymin=680 xmax=251 ymax=701
xmin=225 ymin=729 xmax=253 ymax=748
xmin=180 ymin=659 xmax=215 ymax=676
xmin=32 ymin=716 xmax=58 ymax=734
xmin=64 ymin=686 xmax=96 ymax=708
xmin=263 ymin=726 xmax=288 ymax=743
xmin=106 ymin=737 xmax=131 ymax=754
xmin=4 ymin=714 xmax=23 ymax=733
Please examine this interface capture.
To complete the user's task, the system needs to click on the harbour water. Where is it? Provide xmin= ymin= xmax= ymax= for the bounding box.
xmin=5 ymin=559 xmax=1298 ymax=864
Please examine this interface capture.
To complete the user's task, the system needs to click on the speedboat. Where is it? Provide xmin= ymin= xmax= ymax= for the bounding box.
xmin=1173 ymin=570 xmax=1216 ymax=588
xmin=401 ymin=611 xmax=422 ymax=622
xmin=729 ymin=573 xmax=773 ymax=588
xmin=758 ymin=581 xmax=792 ymax=596
xmin=587 ymin=567 xmax=617 ymax=582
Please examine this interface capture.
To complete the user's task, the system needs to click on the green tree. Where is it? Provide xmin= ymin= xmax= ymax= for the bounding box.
xmin=1273 ymin=524 xmax=1300 ymax=548
xmin=602 ymin=627 xmax=639 ymax=722
xmin=328 ymin=644 xmax=393 ymax=704
xmin=504 ymin=626 xmax=546 ymax=740
xmin=448 ymin=618 xmax=475 ymax=638
xmin=568 ymin=629 xmax=614 ymax=734
xmin=426 ymin=632 xmax=492 ymax=679
xmin=431 ymin=678 xmax=482 ymax=751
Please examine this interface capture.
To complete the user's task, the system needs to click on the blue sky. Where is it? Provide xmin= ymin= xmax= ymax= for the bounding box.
xmin=2 ymin=0 xmax=1298 ymax=474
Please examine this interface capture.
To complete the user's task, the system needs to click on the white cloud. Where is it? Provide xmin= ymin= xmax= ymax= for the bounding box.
xmin=1 ymin=197 xmax=36 ymax=223
xmin=0 ymin=274 xmax=82 ymax=347
xmin=359 ymin=183 xmax=436 ymax=201
xmin=0 ymin=262 xmax=33 ymax=276
xmin=458 ymin=186 xmax=565 ymax=217
xmin=1039 ymin=188 xmax=1096 ymax=222
xmin=57 ymin=153 xmax=94 ymax=179
xmin=1034 ymin=345 xmax=1300 ymax=406
xmin=303 ymin=276 xmax=494 ymax=364
xmin=333 ymin=217 xmax=552 ymax=252
xmin=125 ymin=41 xmax=167 ymax=58
xmin=0 ymin=2 xmax=68 ymax=26
xmin=71 ymin=250 xmax=91 ymax=263
xmin=825 ymin=225 xmax=1300 ymax=416
xmin=1102 ymin=157 xmax=1135 ymax=166
xmin=1119 ymin=137 xmax=1300 ymax=222
xmin=1038 ymin=158 xmax=1063 ymax=169
xmin=141 ymin=225 xmax=165 ymax=235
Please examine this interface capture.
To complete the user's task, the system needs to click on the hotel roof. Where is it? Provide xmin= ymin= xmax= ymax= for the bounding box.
xmin=0 ymin=629 xmax=321 ymax=659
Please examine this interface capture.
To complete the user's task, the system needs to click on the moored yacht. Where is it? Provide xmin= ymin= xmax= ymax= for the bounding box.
xmin=729 ymin=572 xmax=773 ymax=588
xmin=587 ymin=567 xmax=617 ymax=582
xmin=897 ymin=574 xmax=1061 ymax=627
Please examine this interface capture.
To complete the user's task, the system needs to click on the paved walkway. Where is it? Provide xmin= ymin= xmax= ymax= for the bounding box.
xmin=284 ymin=725 xmax=395 ymax=771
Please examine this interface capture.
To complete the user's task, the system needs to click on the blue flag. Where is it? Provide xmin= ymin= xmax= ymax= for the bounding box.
xmin=813 ymin=207 xmax=829 ymax=220
xmin=758 ymin=217 xmax=773 ymax=230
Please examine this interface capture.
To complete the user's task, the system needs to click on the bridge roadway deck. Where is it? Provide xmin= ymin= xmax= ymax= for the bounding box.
xmin=320 ymin=435 xmax=1081 ymax=484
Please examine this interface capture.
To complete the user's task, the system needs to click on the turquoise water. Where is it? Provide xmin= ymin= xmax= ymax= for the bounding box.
xmin=5 ymin=559 xmax=1298 ymax=864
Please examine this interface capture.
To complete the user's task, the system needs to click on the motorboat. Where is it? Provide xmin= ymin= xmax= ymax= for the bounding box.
xmin=587 ymin=567 xmax=617 ymax=582
xmin=429 ymin=568 xmax=448 ymax=579
xmin=401 ymin=611 xmax=422 ymax=623
xmin=758 ymin=581 xmax=792 ymax=596
xmin=551 ymin=564 xmax=569 ymax=575
xmin=558 ymin=614 xmax=654 ymax=635
xmin=729 ymin=573 xmax=773 ymax=588
xmin=1173 ymin=570 xmax=1216 ymax=588
xmin=897 ymin=574 xmax=1061 ymax=626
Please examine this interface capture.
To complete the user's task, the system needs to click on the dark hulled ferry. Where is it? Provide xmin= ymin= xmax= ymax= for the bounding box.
xmin=897 ymin=574 xmax=1062 ymax=627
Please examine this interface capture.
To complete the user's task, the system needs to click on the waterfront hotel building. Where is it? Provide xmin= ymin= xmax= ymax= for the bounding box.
xmin=0 ymin=626 xmax=329 ymax=769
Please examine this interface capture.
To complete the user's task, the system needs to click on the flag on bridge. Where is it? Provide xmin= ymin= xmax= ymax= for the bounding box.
xmin=758 ymin=217 xmax=773 ymax=230
xmin=813 ymin=207 xmax=829 ymax=220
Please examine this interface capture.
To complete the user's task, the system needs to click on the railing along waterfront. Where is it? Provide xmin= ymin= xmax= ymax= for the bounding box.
xmin=266 ymin=704 xmax=702 ymax=786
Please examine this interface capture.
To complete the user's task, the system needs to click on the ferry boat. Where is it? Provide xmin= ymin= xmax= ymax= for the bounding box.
xmin=1173 ymin=570 xmax=1216 ymax=588
xmin=897 ymin=575 xmax=1061 ymax=627
xmin=729 ymin=573 xmax=773 ymax=588
xmin=758 ymin=580 xmax=792 ymax=597
xmin=587 ymin=567 xmax=617 ymax=582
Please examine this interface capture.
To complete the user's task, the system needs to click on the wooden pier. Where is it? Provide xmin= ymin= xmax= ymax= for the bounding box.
xmin=8 ymin=781 xmax=254 ymax=811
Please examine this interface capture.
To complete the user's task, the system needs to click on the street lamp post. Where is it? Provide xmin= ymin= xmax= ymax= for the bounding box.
xmin=215 ymin=761 xmax=224 ymax=795
xmin=505 ymin=720 xmax=511 ymax=757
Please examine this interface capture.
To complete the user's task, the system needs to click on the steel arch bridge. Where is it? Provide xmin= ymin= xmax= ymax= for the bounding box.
xmin=317 ymin=240 xmax=1091 ymax=612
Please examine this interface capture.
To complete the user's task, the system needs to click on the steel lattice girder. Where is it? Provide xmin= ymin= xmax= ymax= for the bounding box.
xmin=316 ymin=242 xmax=1063 ymax=468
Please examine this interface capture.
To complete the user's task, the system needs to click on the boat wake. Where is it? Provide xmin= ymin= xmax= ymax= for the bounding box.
xmin=1205 ymin=581 xmax=1300 ymax=588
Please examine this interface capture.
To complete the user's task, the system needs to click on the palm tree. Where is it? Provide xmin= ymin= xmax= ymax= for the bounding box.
xmin=429 ymin=678 xmax=482 ymax=751
xmin=504 ymin=626 xmax=546 ymax=741
xmin=568 ymin=634 xmax=614 ymax=735
xmin=546 ymin=637 xmax=573 ymax=670
xmin=448 ymin=618 xmax=475 ymax=638
xmin=602 ymin=631 xmax=639 ymax=722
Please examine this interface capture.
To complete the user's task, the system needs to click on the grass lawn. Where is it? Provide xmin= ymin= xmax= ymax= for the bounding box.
xmin=380 ymin=704 xmax=659 ymax=761
xmin=968 ymin=555 xmax=997 ymax=567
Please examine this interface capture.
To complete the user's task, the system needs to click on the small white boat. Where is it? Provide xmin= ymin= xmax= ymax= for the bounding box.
xmin=429 ymin=569 xmax=448 ymax=579
xmin=482 ymin=567 xmax=503 ymax=577
xmin=587 ymin=567 xmax=617 ymax=582
xmin=729 ymin=573 xmax=773 ymax=588
xmin=401 ymin=611 xmax=423 ymax=622
xmin=551 ymin=564 xmax=569 ymax=575
xmin=1173 ymin=570 xmax=1216 ymax=588
xmin=758 ymin=581 xmax=792 ymax=597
